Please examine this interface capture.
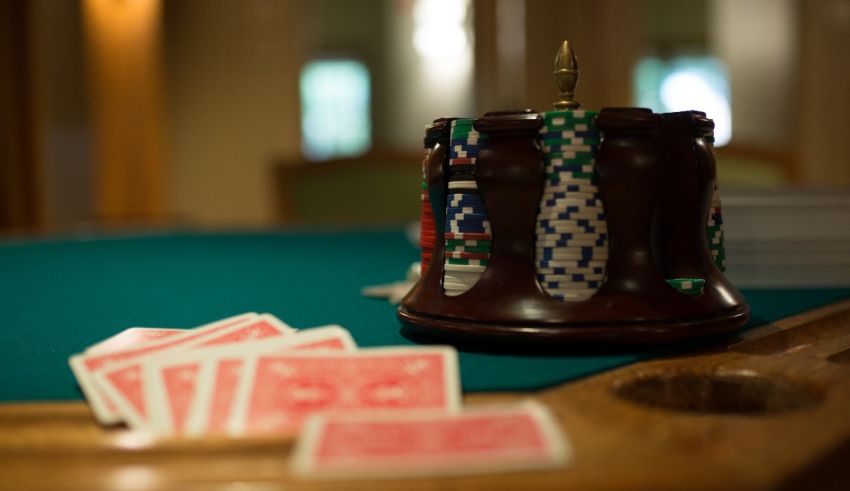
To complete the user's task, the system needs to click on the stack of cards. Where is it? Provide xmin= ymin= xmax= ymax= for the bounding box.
xmin=69 ymin=313 xmax=572 ymax=479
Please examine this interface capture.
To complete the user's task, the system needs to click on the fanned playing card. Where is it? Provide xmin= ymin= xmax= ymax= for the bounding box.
xmin=228 ymin=347 xmax=461 ymax=436
xmin=69 ymin=313 xmax=259 ymax=424
xmin=93 ymin=314 xmax=295 ymax=429
xmin=143 ymin=325 xmax=356 ymax=436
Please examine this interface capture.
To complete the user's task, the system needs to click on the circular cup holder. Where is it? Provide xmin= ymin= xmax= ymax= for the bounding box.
xmin=613 ymin=369 xmax=822 ymax=415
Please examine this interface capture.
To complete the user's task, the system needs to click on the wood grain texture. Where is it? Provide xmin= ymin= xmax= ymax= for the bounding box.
xmin=2 ymin=300 xmax=850 ymax=491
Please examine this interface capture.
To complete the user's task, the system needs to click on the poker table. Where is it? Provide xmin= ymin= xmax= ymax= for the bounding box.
xmin=3 ymin=229 xmax=850 ymax=490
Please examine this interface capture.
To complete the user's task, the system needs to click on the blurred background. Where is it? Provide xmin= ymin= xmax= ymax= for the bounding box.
xmin=1 ymin=0 xmax=849 ymax=272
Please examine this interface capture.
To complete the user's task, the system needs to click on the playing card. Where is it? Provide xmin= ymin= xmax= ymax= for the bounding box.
xmin=144 ymin=325 xmax=357 ymax=436
xmin=95 ymin=313 xmax=295 ymax=429
xmin=291 ymin=400 xmax=572 ymax=479
xmin=228 ymin=346 xmax=460 ymax=437
xmin=69 ymin=313 xmax=258 ymax=424
xmin=86 ymin=327 xmax=187 ymax=354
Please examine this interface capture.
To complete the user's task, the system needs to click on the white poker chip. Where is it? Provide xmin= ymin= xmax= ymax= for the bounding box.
xmin=535 ymin=260 xmax=608 ymax=269
xmin=448 ymin=181 xmax=478 ymax=190
xmin=443 ymin=263 xmax=487 ymax=273
xmin=537 ymin=274 xmax=606 ymax=282
xmin=536 ymin=239 xmax=605 ymax=250
xmin=536 ymin=252 xmax=609 ymax=260
xmin=539 ymin=191 xmax=599 ymax=201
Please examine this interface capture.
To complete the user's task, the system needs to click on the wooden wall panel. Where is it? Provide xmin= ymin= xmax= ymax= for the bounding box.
xmin=83 ymin=0 xmax=166 ymax=223
xmin=0 ymin=0 xmax=43 ymax=232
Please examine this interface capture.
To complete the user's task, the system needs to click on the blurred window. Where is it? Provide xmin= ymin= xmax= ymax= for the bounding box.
xmin=634 ymin=56 xmax=732 ymax=146
xmin=300 ymin=60 xmax=371 ymax=161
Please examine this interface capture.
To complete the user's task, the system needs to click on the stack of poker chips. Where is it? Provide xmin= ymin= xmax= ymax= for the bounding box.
xmin=708 ymin=182 xmax=726 ymax=272
xmin=442 ymin=119 xmax=491 ymax=297
xmin=534 ymin=110 xmax=608 ymax=302
xmin=419 ymin=146 xmax=436 ymax=271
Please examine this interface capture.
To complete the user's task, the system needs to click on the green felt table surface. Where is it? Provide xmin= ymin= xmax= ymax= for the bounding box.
xmin=2 ymin=229 xmax=850 ymax=403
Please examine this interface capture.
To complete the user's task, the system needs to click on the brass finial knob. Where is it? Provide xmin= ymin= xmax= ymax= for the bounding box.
xmin=553 ymin=40 xmax=580 ymax=110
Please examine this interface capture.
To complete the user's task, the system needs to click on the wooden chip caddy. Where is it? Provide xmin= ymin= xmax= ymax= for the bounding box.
xmin=398 ymin=41 xmax=750 ymax=344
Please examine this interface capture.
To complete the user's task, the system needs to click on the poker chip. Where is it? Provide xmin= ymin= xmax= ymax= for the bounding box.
xmin=448 ymin=181 xmax=478 ymax=190
xmin=444 ymin=245 xmax=492 ymax=253
xmin=536 ymin=238 xmax=607 ymax=248
xmin=540 ymin=184 xmax=600 ymax=196
xmin=537 ymin=273 xmax=606 ymax=282
xmin=536 ymin=252 xmax=609 ymax=262
xmin=444 ymin=263 xmax=488 ymax=273
xmin=534 ymin=231 xmax=606 ymax=241
xmin=666 ymin=278 xmax=705 ymax=296
xmin=537 ymin=266 xmax=606 ymax=275
xmin=542 ymin=144 xmax=597 ymax=154
xmin=445 ymin=206 xmax=487 ymax=214
xmin=445 ymin=213 xmax=490 ymax=222
xmin=536 ymin=258 xmax=607 ymax=268
xmin=544 ymin=150 xmax=596 ymax=162
xmin=446 ymin=258 xmax=489 ymax=266
xmin=447 ymin=225 xmax=491 ymax=233
xmin=540 ymin=191 xmax=600 ymax=201
xmin=445 ymin=239 xmax=491 ymax=247
xmin=544 ymin=164 xmax=596 ymax=174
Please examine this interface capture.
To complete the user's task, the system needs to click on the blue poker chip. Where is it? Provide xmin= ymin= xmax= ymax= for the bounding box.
xmin=445 ymin=206 xmax=488 ymax=215
xmin=446 ymin=202 xmax=486 ymax=208
xmin=446 ymin=218 xmax=489 ymax=225
xmin=445 ymin=215 xmax=489 ymax=223
xmin=446 ymin=217 xmax=490 ymax=224
xmin=446 ymin=221 xmax=490 ymax=229
xmin=447 ymin=191 xmax=483 ymax=198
